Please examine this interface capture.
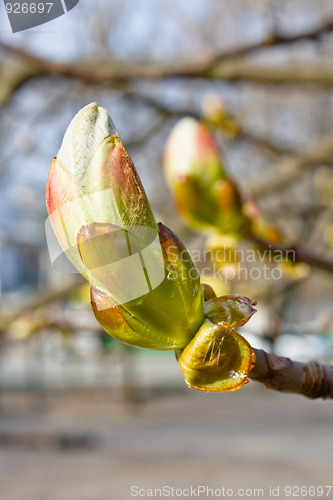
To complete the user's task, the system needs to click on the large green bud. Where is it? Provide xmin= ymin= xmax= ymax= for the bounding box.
xmin=46 ymin=103 xmax=204 ymax=350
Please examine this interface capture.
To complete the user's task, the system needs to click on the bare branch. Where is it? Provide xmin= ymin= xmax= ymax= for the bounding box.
xmin=250 ymin=348 xmax=333 ymax=400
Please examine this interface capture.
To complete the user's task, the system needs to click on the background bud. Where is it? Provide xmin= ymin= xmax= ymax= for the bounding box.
xmin=163 ymin=117 xmax=249 ymax=236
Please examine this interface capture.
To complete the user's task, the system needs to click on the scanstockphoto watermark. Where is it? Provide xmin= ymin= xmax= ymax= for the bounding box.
xmin=131 ymin=485 xmax=265 ymax=498
xmin=130 ymin=485 xmax=333 ymax=498
xmin=3 ymin=0 xmax=80 ymax=33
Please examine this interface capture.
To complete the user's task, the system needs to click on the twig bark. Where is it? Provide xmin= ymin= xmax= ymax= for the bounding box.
xmin=250 ymin=348 xmax=333 ymax=399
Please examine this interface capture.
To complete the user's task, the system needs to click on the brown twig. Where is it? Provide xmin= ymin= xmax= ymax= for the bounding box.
xmin=250 ymin=348 xmax=333 ymax=399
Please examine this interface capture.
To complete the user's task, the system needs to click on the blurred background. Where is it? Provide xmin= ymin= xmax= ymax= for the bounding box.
xmin=0 ymin=1 xmax=332 ymax=499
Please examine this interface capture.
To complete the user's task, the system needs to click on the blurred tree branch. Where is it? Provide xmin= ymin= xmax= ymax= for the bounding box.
xmin=125 ymin=91 xmax=327 ymax=161
xmin=0 ymin=59 xmax=40 ymax=106
xmin=0 ymin=278 xmax=84 ymax=331
xmin=0 ymin=17 xmax=333 ymax=109
xmin=248 ymin=232 xmax=333 ymax=275
xmin=204 ymin=17 xmax=333 ymax=67
xmin=248 ymin=130 xmax=333 ymax=198
xmin=125 ymin=113 xmax=170 ymax=150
